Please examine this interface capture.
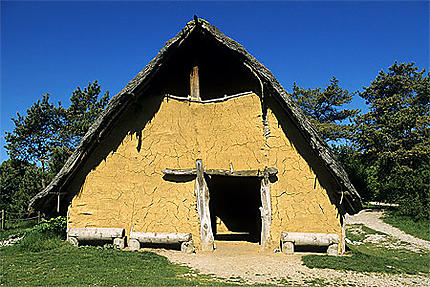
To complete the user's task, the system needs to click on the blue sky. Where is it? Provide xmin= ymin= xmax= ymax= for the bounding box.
xmin=1 ymin=1 xmax=428 ymax=163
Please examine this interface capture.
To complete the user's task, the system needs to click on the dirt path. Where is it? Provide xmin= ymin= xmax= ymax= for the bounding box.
xmin=153 ymin=209 xmax=430 ymax=286
xmin=346 ymin=209 xmax=430 ymax=251
xmin=156 ymin=241 xmax=429 ymax=286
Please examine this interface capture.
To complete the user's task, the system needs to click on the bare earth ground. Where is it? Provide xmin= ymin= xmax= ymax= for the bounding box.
xmin=151 ymin=210 xmax=430 ymax=286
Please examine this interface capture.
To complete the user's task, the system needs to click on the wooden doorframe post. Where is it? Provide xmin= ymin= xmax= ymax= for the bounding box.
xmin=195 ymin=159 xmax=215 ymax=251
xmin=260 ymin=166 xmax=272 ymax=248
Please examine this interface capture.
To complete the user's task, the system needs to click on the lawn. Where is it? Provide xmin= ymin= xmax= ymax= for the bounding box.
xmin=382 ymin=211 xmax=430 ymax=241
xmin=1 ymin=242 xmax=235 ymax=286
xmin=2 ymin=217 xmax=429 ymax=285
xmin=302 ymin=224 xmax=430 ymax=274
xmin=0 ymin=222 xmax=277 ymax=286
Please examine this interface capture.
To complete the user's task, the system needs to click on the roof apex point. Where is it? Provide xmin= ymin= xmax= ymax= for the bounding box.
xmin=186 ymin=16 xmax=211 ymax=27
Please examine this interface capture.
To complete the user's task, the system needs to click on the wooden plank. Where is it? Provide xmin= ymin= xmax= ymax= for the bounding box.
xmin=195 ymin=159 xmax=215 ymax=251
xmin=190 ymin=66 xmax=200 ymax=100
xmin=260 ymin=167 xmax=272 ymax=248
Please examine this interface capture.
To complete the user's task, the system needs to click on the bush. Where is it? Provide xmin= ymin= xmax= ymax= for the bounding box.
xmin=14 ymin=216 xmax=66 ymax=252
xmin=31 ymin=216 xmax=67 ymax=238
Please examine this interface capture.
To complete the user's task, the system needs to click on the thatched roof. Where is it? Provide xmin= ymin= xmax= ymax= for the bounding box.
xmin=29 ymin=19 xmax=362 ymax=214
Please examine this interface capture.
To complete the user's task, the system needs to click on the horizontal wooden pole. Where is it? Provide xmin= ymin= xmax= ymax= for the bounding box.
xmin=281 ymin=232 xmax=339 ymax=246
xmin=68 ymin=227 xmax=125 ymax=241
xmin=130 ymin=232 xmax=191 ymax=244
xmin=162 ymin=168 xmax=197 ymax=176
xmin=162 ymin=167 xmax=278 ymax=177
xmin=206 ymin=168 xmax=278 ymax=177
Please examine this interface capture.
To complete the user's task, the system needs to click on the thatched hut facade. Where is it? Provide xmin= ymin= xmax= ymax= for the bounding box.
xmin=30 ymin=19 xmax=361 ymax=254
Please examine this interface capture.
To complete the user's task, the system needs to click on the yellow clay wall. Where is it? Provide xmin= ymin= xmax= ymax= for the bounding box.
xmin=68 ymin=93 xmax=343 ymax=250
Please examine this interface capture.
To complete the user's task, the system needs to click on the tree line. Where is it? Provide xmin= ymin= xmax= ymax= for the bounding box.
xmin=0 ymin=81 xmax=109 ymax=215
xmin=1 ymin=62 xmax=429 ymax=220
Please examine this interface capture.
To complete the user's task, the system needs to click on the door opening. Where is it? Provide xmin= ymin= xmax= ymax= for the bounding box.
xmin=207 ymin=175 xmax=262 ymax=243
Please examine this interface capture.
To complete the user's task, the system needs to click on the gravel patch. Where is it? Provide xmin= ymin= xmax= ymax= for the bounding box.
xmin=0 ymin=234 xmax=23 ymax=247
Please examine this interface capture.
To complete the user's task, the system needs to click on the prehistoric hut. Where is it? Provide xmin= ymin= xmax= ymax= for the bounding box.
xmin=29 ymin=19 xmax=362 ymax=255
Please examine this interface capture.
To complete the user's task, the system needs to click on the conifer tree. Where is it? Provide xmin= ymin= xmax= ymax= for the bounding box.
xmin=291 ymin=77 xmax=359 ymax=144
xmin=355 ymin=62 xmax=429 ymax=219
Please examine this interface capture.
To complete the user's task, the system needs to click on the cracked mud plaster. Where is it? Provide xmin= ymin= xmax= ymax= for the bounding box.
xmin=68 ymin=93 xmax=342 ymax=250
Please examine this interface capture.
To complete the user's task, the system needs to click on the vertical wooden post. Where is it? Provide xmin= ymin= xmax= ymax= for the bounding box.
xmin=37 ymin=211 xmax=41 ymax=224
xmin=260 ymin=166 xmax=272 ymax=248
xmin=57 ymin=193 xmax=60 ymax=213
xmin=190 ymin=66 xmax=200 ymax=100
xmin=1 ymin=210 xmax=4 ymax=230
xmin=195 ymin=159 xmax=214 ymax=251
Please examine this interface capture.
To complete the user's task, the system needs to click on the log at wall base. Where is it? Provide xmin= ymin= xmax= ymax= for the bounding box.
xmin=68 ymin=227 xmax=125 ymax=241
xmin=130 ymin=232 xmax=191 ymax=243
xmin=260 ymin=166 xmax=272 ymax=248
xmin=195 ymin=159 xmax=215 ymax=251
xmin=128 ymin=232 xmax=195 ymax=253
xmin=281 ymin=232 xmax=340 ymax=246
xmin=67 ymin=227 xmax=125 ymax=249
xmin=280 ymin=232 xmax=340 ymax=256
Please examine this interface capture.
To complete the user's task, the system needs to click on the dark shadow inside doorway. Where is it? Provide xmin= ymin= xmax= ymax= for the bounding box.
xmin=207 ymin=175 xmax=262 ymax=243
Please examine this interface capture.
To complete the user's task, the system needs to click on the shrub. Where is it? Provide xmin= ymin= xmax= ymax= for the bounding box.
xmin=31 ymin=216 xmax=67 ymax=238
xmin=14 ymin=216 xmax=66 ymax=252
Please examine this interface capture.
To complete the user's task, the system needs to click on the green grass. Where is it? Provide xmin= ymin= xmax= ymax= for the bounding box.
xmin=0 ymin=228 xmax=283 ymax=286
xmin=382 ymin=211 xmax=430 ymax=241
xmin=302 ymin=224 xmax=430 ymax=275
xmin=1 ymin=242 xmax=243 ymax=286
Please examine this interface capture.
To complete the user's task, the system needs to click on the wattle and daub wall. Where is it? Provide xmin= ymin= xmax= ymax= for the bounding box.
xmin=67 ymin=92 xmax=344 ymax=250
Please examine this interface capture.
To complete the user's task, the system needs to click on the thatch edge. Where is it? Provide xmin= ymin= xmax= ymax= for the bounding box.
xmin=29 ymin=20 xmax=362 ymax=214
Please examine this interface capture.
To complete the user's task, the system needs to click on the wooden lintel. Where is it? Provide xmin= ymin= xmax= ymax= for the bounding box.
xmin=162 ymin=167 xmax=278 ymax=177
xmin=190 ymin=65 xmax=200 ymax=100
xmin=206 ymin=168 xmax=278 ymax=177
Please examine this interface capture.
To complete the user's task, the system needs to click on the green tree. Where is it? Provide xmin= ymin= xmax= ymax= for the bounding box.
xmin=0 ymin=159 xmax=43 ymax=214
xmin=3 ymin=81 xmax=110 ymax=215
xmin=49 ymin=81 xmax=109 ymax=173
xmin=4 ymin=94 xmax=63 ymax=187
xmin=63 ymin=80 xmax=109 ymax=148
xmin=355 ymin=62 xmax=430 ymax=219
xmin=291 ymin=77 xmax=360 ymax=143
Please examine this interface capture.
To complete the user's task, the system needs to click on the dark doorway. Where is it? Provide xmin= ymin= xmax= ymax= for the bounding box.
xmin=207 ymin=175 xmax=262 ymax=243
